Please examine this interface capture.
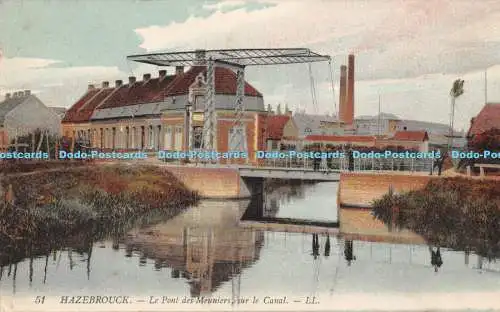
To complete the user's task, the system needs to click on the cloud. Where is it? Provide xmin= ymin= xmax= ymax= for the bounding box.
xmin=202 ymin=0 xmax=247 ymax=11
xmin=0 ymin=56 xmax=127 ymax=107
xmin=135 ymin=0 xmax=500 ymax=80
xmin=132 ymin=0 xmax=500 ymax=130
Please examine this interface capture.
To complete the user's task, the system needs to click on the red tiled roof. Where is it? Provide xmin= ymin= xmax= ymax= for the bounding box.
xmin=305 ymin=135 xmax=376 ymax=143
xmin=266 ymin=115 xmax=291 ymax=140
xmin=62 ymin=89 xmax=100 ymax=122
xmin=63 ymin=65 xmax=263 ymax=123
xmin=156 ymin=66 xmax=262 ymax=100
xmin=66 ymin=88 xmax=116 ymax=123
xmin=468 ymin=103 xmax=500 ymax=136
xmin=392 ymin=130 xmax=428 ymax=141
xmin=99 ymin=76 xmax=176 ymax=109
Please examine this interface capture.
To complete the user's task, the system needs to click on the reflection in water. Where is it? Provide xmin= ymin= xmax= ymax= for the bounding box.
xmin=0 ymin=181 xmax=499 ymax=306
xmin=344 ymin=240 xmax=356 ymax=266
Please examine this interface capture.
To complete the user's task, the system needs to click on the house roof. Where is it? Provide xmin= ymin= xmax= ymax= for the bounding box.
xmin=0 ymin=95 xmax=28 ymax=124
xmin=99 ymin=76 xmax=176 ymax=109
xmin=293 ymin=113 xmax=338 ymax=135
xmin=468 ymin=103 xmax=500 ymax=136
xmin=63 ymin=66 xmax=263 ymax=123
xmin=155 ymin=66 xmax=262 ymax=99
xmin=305 ymin=135 xmax=376 ymax=143
xmin=356 ymin=112 xmax=400 ymax=120
xmin=266 ymin=115 xmax=291 ymax=140
xmin=64 ymin=88 xmax=117 ymax=123
xmin=392 ymin=130 xmax=429 ymax=141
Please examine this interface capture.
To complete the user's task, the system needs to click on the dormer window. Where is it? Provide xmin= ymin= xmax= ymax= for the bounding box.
xmin=305 ymin=127 xmax=312 ymax=134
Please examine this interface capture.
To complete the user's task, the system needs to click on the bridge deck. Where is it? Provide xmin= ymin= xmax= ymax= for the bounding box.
xmin=238 ymin=167 xmax=340 ymax=180
xmin=239 ymin=220 xmax=339 ymax=235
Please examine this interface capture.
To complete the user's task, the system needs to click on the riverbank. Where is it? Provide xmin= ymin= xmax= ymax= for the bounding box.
xmin=372 ymin=177 xmax=500 ymax=259
xmin=0 ymin=164 xmax=198 ymax=250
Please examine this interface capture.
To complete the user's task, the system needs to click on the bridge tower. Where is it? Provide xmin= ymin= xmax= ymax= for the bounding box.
xmin=127 ymin=49 xmax=332 ymax=155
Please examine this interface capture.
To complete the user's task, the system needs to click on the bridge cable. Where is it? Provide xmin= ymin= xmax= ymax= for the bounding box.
xmin=308 ymin=63 xmax=319 ymax=114
xmin=328 ymin=59 xmax=338 ymax=119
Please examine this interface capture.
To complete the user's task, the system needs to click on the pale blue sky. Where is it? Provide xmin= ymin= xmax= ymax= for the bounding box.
xmin=1 ymin=0 xmax=500 ymax=131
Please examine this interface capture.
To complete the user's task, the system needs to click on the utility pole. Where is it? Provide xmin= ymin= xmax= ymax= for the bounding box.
xmin=485 ymin=69 xmax=488 ymax=104
xmin=448 ymin=79 xmax=464 ymax=151
xmin=378 ymin=94 xmax=381 ymax=136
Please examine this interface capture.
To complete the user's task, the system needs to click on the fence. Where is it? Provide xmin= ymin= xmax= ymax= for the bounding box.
xmin=162 ymin=156 xmax=435 ymax=173
xmin=258 ymin=157 xmax=434 ymax=172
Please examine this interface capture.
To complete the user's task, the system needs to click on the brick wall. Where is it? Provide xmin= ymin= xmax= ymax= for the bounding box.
xmin=339 ymin=172 xmax=435 ymax=207
xmin=165 ymin=166 xmax=242 ymax=198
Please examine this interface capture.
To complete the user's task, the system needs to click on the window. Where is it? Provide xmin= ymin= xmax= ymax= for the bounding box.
xmin=305 ymin=127 xmax=312 ymax=134
xmin=149 ymin=125 xmax=154 ymax=148
xmin=193 ymin=126 xmax=203 ymax=149
xmin=271 ymin=140 xmax=279 ymax=150
xmin=164 ymin=126 xmax=172 ymax=150
xmin=228 ymin=127 xmax=247 ymax=151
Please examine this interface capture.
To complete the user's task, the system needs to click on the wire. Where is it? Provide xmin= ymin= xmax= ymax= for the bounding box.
xmin=328 ymin=60 xmax=337 ymax=118
xmin=308 ymin=63 xmax=318 ymax=114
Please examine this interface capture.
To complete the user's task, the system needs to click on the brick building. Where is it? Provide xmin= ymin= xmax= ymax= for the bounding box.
xmin=62 ymin=66 xmax=268 ymax=162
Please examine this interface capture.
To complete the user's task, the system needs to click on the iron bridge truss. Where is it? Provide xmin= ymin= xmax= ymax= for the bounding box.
xmin=127 ymin=48 xmax=331 ymax=154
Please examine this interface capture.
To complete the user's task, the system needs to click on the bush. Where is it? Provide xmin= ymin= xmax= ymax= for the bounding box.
xmin=372 ymin=177 xmax=500 ymax=259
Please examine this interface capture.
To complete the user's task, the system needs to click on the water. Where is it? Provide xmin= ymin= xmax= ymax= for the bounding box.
xmin=1 ymin=181 xmax=499 ymax=311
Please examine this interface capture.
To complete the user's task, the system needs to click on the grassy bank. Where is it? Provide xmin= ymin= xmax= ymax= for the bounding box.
xmin=0 ymin=164 xmax=198 ymax=248
xmin=372 ymin=177 xmax=500 ymax=259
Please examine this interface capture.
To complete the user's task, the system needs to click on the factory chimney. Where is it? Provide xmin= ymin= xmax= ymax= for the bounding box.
xmin=339 ymin=65 xmax=347 ymax=123
xmin=345 ymin=54 xmax=355 ymax=125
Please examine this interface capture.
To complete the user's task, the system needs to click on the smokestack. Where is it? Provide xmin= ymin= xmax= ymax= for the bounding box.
xmin=143 ymin=73 xmax=151 ymax=82
xmin=175 ymin=66 xmax=184 ymax=76
xmin=339 ymin=65 xmax=347 ymax=123
xmin=346 ymin=54 xmax=355 ymax=125
xmin=128 ymin=76 xmax=136 ymax=86
xmin=115 ymin=80 xmax=123 ymax=87
xmin=158 ymin=70 xmax=167 ymax=79
xmin=102 ymin=81 xmax=110 ymax=88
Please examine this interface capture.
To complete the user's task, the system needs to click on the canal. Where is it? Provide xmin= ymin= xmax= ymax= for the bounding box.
xmin=1 ymin=181 xmax=499 ymax=311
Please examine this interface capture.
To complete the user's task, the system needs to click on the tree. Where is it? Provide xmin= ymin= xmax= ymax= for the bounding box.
xmin=448 ymin=79 xmax=465 ymax=150
xmin=469 ymin=128 xmax=500 ymax=152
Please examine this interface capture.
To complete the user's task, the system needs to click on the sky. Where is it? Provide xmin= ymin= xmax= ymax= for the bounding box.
xmin=1 ymin=0 xmax=500 ymax=131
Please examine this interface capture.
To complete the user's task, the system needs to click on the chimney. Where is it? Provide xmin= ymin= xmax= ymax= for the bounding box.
xmin=346 ymin=54 xmax=355 ymax=125
xmin=24 ymin=90 xmax=31 ymax=96
xmin=175 ymin=66 xmax=184 ymax=76
xmin=115 ymin=80 xmax=123 ymax=87
xmin=158 ymin=70 xmax=167 ymax=78
xmin=128 ymin=76 xmax=136 ymax=86
xmin=102 ymin=81 xmax=110 ymax=88
xmin=5 ymin=93 xmax=11 ymax=99
xmin=143 ymin=73 xmax=151 ymax=82
xmin=339 ymin=65 xmax=347 ymax=123
xmin=88 ymin=84 xmax=95 ymax=90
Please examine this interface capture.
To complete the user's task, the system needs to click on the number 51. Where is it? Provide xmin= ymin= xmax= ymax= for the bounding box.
xmin=34 ymin=296 xmax=45 ymax=304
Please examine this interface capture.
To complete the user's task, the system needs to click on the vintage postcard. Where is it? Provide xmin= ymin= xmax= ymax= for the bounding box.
xmin=0 ymin=0 xmax=499 ymax=311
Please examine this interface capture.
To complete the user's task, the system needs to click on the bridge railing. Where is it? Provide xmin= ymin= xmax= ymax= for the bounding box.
xmin=161 ymin=156 xmax=435 ymax=172
xmin=258 ymin=157 xmax=435 ymax=172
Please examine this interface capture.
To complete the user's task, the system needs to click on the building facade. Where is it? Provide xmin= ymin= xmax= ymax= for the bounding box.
xmin=62 ymin=66 xmax=268 ymax=163
xmin=0 ymin=90 xmax=61 ymax=150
